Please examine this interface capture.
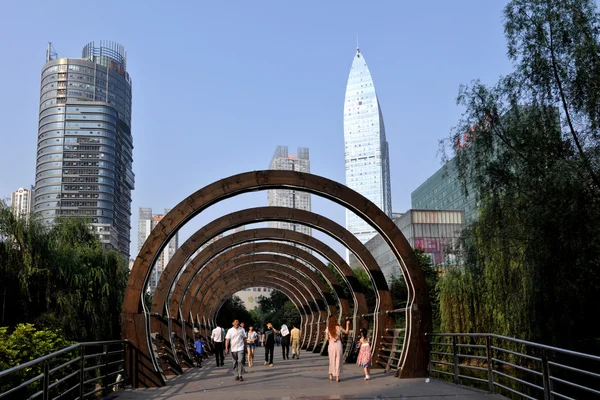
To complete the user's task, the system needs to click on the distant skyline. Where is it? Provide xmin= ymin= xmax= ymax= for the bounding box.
xmin=0 ymin=1 xmax=513 ymax=258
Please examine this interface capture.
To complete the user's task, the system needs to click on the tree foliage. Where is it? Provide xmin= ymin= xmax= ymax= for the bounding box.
xmin=0 ymin=202 xmax=128 ymax=342
xmin=438 ymin=0 xmax=600 ymax=351
xmin=0 ymin=324 xmax=75 ymax=394
xmin=249 ymin=291 xmax=300 ymax=330
xmin=216 ymin=295 xmax=253 ymax=328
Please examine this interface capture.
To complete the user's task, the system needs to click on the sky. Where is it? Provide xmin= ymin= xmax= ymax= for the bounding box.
xmin=0 ymin=0 xmax=513 ymax=259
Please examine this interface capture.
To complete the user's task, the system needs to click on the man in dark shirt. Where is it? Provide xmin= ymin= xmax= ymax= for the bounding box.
xmin=261 ymin=321 xmax=278 ymax=366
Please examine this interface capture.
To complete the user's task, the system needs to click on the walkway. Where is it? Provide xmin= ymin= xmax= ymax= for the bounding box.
xmin=110 ymin=349 xmax=503 ymax=400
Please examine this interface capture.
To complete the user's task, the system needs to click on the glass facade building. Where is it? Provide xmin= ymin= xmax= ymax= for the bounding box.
xmin=343 ymin=47 xmax=392 ymax=248
xmin=411 ymin=158 xmax=477 ymax=223
xmin=349 ymin=210 xmax=464 ymax=285
xmin=34 ymin=41 xmax=134 ymax=257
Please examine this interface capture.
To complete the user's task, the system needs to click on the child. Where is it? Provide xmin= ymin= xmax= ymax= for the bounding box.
xmin=194 ymin=335 xmax=204 ymax=368
xmin=356 ymin=328 xmax=372 ymax=380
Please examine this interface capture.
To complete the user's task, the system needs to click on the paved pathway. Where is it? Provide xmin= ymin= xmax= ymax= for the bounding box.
xmin=111 ymin=349 xmax=503 ymax=400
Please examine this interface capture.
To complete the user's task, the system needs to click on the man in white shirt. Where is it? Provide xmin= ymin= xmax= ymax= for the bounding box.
xmin=225 ymin=319 xmax=247 ymax=381
xmin=211 ymin=324 xmax=225 ymax=367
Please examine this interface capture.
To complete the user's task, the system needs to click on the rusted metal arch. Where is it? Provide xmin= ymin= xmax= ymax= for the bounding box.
xmin=162 ymin=240 xmax=345 ymax=363
xmin=198 ymin=264 xmax=329 ymax=350
xmin=186 ymin=233 xmax=353 ymax=355
xmin=156 ymin=207 xmax=388 ymax=359
xmin=182 ymin=240 xmax=348 ymax=323
xmin=172 ymin=270 xmax=316 ymax=371
xmin=207 ymin=276 xmax=310 ymax=346
xmin=189 ymin=254 xmax=336 ymax=351
xmin=159 ymin=219 xmax=367 ymax=328
xmin=177 ymin=228 xmax=356 ymax=333
xmin=153 ymin=207 xmax=383 ymax=358
xmin=125 ymin=170 xmax=430 ymax=385
xmin=205 ymin=272 xmax=318 ymax=346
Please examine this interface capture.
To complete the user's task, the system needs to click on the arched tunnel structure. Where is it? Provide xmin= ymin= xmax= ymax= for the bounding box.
xmin=122 ymin=170 xmax=431 ymax=387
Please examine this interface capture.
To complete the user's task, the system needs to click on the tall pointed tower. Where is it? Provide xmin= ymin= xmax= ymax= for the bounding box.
xmin=343 ymin=47 xmax=392 ymax=249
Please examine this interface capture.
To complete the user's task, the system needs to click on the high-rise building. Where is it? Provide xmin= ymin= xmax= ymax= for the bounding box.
xmin=138 ymin=208 xmax=179 ymax=294
xmin=411 ymin=158 xmax=478 ymax=223
xmin=267 ymin=146 xmax=311 ymax=238
xmin=11 ymin=187 xmax=34 ymax=221
xmin=34 ymin=41 xmax=134 ymax=257
xmin=343 ymin=46 xmax=392 ymax=249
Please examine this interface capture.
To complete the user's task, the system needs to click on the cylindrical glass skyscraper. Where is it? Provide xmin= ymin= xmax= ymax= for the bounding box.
xmin=34 ymin=41 xmax=134 ymax=257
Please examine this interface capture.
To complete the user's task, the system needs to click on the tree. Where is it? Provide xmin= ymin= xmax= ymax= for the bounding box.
xmin=216 ymin=295 xmax=253 ymax=328
xmin=0 ymin=202 xmax=129 ymax=342
xmin=253 ymin=291 xmax=300 ymax=329
xmin=438 ymin=0 xmax=600 ymax=351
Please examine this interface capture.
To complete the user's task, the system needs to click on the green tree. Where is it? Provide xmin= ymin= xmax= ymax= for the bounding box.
xmin=254 ymin=291 xmax=300 ymax=329
xmin=439 ymin=0 xmax=600 ymax=351
xmin=0 ymin=202 xmax=129 ymax=342
xmin=0 ymin=324 xmax=74 ymax=395
xmin=216 ymin=295 xmax=253 ymax=328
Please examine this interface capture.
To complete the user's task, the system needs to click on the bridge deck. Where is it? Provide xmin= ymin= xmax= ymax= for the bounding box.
xmin=112 ymin=350 xmax=502 ymax=399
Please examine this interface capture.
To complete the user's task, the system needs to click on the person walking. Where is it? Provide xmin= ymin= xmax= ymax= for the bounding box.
xmin=356 ymin=328 xmax=372 ymax=380
xmin=225 ymin=319 xmax=247 ymax=382
xmin=290 ymin=324 xmax=302 ymax=359
xmin=246 ymin=325 xmax=258 ymax=368
xmin=194 ymin=335 xmax=204 ymax=368
xmin=326 ymin=316 xmax=350 ymax=382
xmin=262 ymin=321 xmax=278 ymax=367
xmin=280 ymin=324 xmax=291 ymax=360
xmin=240 ymin=322 xmax=247 ymax=366
xmin=211 ymin=324 xmax=225 ymax=366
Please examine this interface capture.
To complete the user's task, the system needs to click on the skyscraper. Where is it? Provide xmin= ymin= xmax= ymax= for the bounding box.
xmin=267 ymin=146 xmax=311 ymax=238
xmin=138 ymin=208 xmax=179 ymax=294
xmin=343 ymin=47 xmax=392 ymax=246
xmin=11 ymin=187 xmax=34 ymax=221
xmin=34 ymin=42 xmax=134 ymax=257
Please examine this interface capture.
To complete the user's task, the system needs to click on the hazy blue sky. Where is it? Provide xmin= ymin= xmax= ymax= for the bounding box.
xmin=0 ymin=1 xmax=513 ymax=258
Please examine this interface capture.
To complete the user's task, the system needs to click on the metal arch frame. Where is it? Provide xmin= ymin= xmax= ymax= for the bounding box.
xmin=208 ymin=278 xmax=308 ymax=345
xmin=156 ymin=210 xmax=372 ymax=322
xmin=189 ymin=254 xmax=336 ymax=351
xmin=124 ymin=170 xmax=431 ymax=386
xmin=194 ymin=275 xmax=312 ymax=353
xmin=183 ymin=241 xmax=345 ymax=323
xmin=181 ymin=240 xmax=344 ymax=320
xmin=160 ymin=262 xmax=327 ymax=370
xmin=159 ymin=239 xmax=349 ymax=366
xmin=187 ymin=233 xmax=352 ymax=356
xmin=182 ymin=234 xmax=350 ymax=321
xmin=154 ymin=207 xmax=387 ymax=363
xmin=178 ymin=228 xmax=356 ymax=327
xmin=197 ymin=264 xmax=330 ymax=350
xmin=208 ymin=273 xmax=317 ymax=344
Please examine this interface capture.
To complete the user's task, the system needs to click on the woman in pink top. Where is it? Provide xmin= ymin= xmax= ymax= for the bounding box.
xmin=325 ymin=315 xmax=350 ymax=382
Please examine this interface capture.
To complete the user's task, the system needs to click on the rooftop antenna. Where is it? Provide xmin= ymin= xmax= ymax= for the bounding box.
xmin=356 ymin=33 xmax=359 ymax=50
xmin=46 ymin=42 xmax=57 ymax=63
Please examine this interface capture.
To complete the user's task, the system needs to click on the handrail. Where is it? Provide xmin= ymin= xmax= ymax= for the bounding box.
xmin=0 ymin=339 xmax=129 ymax=400
xmin=0 ymin=344 xmax=80 ymax=378
xmin=427 ymin=332 xmax=600 ymax=400
xmin=429 ymin=333 xmax=600 ymax=362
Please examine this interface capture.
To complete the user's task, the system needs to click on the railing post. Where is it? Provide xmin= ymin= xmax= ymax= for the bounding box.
xmin=452 ymin=335 xmax=459 ymax=385
xmin=427 ymin=333 xmax=432 ymax=378
xmin=103 ymin=344 xmax=109 ymax=396
xmin=79 ymin=344 xmax=85 ymax=398
xmin=541 ymin=349 xmax=552 ymax=400
xmin=42 ymin=361 xmax=49 ymax=400
xmin=485 ymin=335 xmax=494 ymax=393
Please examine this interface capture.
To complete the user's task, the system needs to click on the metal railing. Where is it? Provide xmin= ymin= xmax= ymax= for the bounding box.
xmin=427 ymin=333 xmax=600 ymax=400
xmin=0 ymin=340 xmax=128 ymax=400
